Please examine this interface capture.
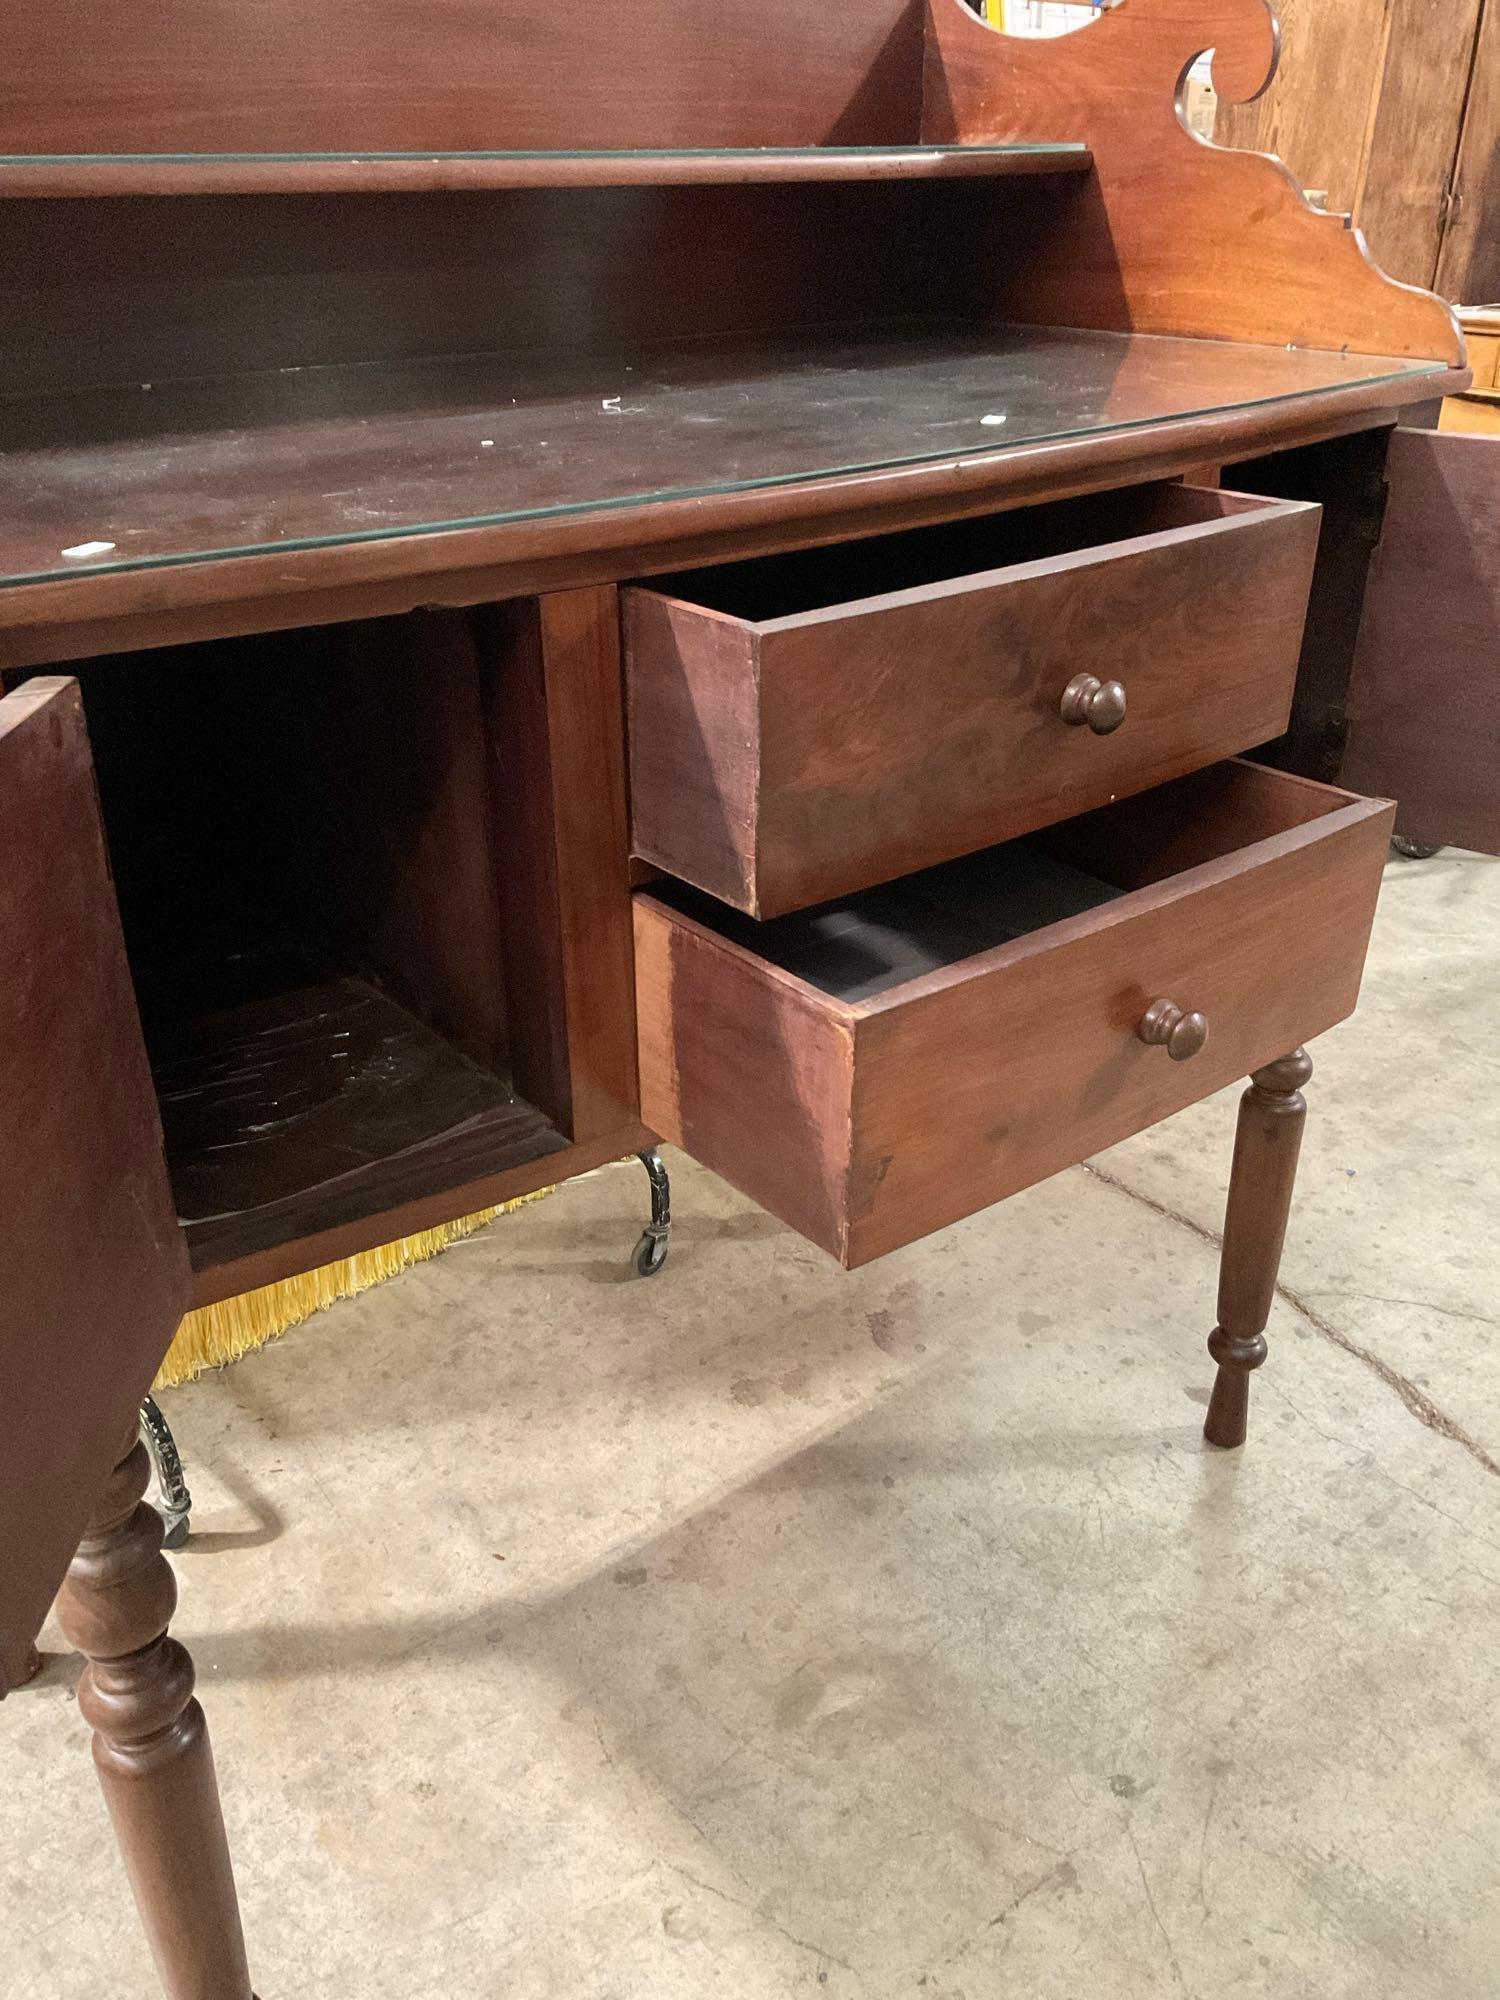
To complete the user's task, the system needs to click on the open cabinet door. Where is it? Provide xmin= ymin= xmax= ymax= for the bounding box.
xmin=1342 ymin=428 xmax=1500 ymax=854
xmin=0 ymin=678 xmax=188 ymax=1696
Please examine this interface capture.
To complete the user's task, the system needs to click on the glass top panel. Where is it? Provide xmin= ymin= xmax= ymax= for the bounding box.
xmin=0 ymin=322 xmax=1444 ymax=592
xmin=0 ymin=144 xmax=1087 ymax=166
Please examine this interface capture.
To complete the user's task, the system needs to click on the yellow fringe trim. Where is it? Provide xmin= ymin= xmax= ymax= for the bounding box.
xmin=153 ymin=1189 xmax=554 ymax=1389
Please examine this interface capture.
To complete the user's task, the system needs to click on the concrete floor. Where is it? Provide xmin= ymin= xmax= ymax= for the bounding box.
xmin=7 ymin=849 xmax=1499 ymax=1999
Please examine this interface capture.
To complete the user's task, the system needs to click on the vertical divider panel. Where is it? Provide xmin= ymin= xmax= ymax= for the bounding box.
xmin=480 ymin=587 xmax=641 ymax=1141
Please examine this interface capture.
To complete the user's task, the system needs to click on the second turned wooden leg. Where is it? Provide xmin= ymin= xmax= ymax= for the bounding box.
xmin=55 ymin=1429 xmax=255 ymax=2000
xmin=1204 ymin=1049 xmax=1313 ymax=1450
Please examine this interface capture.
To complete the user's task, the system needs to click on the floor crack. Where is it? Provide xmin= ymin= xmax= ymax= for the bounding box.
xmin=1080 ymin=1160 xmax=1500 ymax=1480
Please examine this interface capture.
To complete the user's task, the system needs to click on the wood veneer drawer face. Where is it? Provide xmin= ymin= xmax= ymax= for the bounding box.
xmin=624 ymin=484 xmax=1322 ymax=918
xmin=635 ymin=761 xmax=1393 ymax=1268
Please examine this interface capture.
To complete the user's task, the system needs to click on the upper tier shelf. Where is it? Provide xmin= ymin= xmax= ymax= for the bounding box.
xmin=0 ymin=144 xmax=1092 ymax=198
xmin=0 ymin=322 xmax=1451 ymax=634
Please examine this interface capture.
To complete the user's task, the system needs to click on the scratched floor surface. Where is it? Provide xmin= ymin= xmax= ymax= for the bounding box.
xmin=8 ymin=849 xmax=1498 ymax=1999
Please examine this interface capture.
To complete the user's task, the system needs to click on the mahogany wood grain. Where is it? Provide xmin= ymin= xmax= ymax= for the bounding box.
xmin=481 ymin=589 xmax=640 ymax=1142
xmin=0 ymin=679 xmax=188 ymax=1699
xmin=0 ymin=0 xmax=925 ymax=155
xmin=1342 ymin=426 xmax=1500 ymax=854
xmin=635 ymin=761 xmax=1392 ymax=1267
xmin=626 ymin=483 xmax=1320 ymax=915
xmin=54 ymin=1430 xmax=254 ymax=2000
xmin=923 ymin=0 xmax=1464 ymax=363
xmin=1204 ymin=1049 xmax=1311 ymax=1448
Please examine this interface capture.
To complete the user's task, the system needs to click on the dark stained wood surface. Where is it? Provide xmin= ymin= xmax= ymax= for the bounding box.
xmin=481 ymin=588 xmax=640 ymax=1143
xmin=635 ymin=760 xmax=1392 ymax=1267
xmin=1223 ymin=423 xmax=1397 ymax=785
xmin=0 ymin=389 xmax=1454 ymax=676
xmin=0 ymin=183 xmax=1002 ymax=400
xmin=0 ymin=0 xmax=926 ymax=155
xmin=155 ymin=976 xmax=568 ymax=1274
xmin=1204 ymin=1048 xmax=1312 ymax=1449
xmin=0 ymin=322 xmax=1443 ymax=626
xmin=924 ymin=0 xmax=1464 ymax=363
xmin=1342 ymin=426 xmax=1500 ymax=853
xmin=0 ymin=144 xmax=1091 ymax=199
xmin=0 ymin=678 xmax=188 ymax=1697
xmin=627 ymin=482 xmax=1321 ymax=915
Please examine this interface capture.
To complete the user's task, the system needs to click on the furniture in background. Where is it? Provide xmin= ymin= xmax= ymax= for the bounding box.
xmin=3 ymin=2 xmax=1497 ymax=1992
xmin=1216 ymin=0 xmax=1500 ymax=303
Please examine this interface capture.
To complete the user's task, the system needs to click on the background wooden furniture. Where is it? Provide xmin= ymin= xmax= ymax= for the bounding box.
xmin=0 ymin=3 xmax=1489 ymax=1994
xmin=1216 ymin=0 xmax=1500 ymax=302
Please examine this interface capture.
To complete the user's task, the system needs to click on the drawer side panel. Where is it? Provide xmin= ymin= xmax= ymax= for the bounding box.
xmin=634 ymin=896 xmax=856 ymax=1257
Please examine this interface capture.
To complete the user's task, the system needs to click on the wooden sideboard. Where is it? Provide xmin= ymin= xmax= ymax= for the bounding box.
xmin=2 ymin=3 xmax=1496 ymax=1992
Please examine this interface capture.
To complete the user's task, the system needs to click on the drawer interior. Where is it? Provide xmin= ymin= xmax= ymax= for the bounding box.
xmin=643 ymin=759 xmax=1354 ymax=1002
xmin=6 ymin=615 xmax=575 ymax=1274
xmin=648 ymin=480 xmax=1262 ymax=621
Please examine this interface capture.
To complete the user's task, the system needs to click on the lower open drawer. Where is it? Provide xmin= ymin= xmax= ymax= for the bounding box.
xmin=634 ymin=760 xmax=1394 ymax=1266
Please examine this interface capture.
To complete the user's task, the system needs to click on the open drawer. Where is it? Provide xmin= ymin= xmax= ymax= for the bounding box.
xmin=635 ymin=760 xmax=1393 ymax=1267
xmin=625 ymin=483 xmax=1321 ymax=917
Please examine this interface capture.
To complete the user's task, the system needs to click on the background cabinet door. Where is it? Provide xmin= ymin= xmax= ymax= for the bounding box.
xmin=1341 ymin=428 xmax=1500 ymax=856
xmin=0 ymin=678 xmax=187 ymax=1696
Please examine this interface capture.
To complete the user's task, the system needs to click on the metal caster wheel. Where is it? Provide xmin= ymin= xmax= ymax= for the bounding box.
xmin=1392 ymin=835 xmax=1444 ymax=861
xmin=633 ymin=1148 xmax=672 ymax=1277
xmin=635 ymin=1230 xmax=669 ymax=1278
xmin=139 ymin=1393 xmax=192 ymax=1549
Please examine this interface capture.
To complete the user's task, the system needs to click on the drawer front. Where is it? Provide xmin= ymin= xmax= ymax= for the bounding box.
xmin=635 ymin=762 xmax=1393 ymax=1266
xmin=626 ymin=487 xmax=1321 ymax=918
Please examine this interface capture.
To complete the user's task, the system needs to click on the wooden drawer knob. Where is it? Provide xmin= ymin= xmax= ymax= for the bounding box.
xmin=1138 ymin=998 xmax=1209 ymax=1062
xmin=1059 ymin=673 xmax=1127 ymax=735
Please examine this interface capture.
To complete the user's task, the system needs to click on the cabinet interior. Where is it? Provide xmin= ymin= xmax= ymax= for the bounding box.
xmin=7 ymin=611 xmax=571 ymax=1272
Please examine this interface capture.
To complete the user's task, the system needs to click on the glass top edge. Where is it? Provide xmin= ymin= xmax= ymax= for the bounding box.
xmin=0 ymin=144 xmax=1089 ymax=168
xmin=0 ymin=357 xmax=1448 ymax=595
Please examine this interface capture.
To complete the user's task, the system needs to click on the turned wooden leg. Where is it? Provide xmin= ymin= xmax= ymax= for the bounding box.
xmin=1205 ymin=1049 xmax=1313 ymax=1450
xmin=55 ymin=1428 xmax=255 ymax=2000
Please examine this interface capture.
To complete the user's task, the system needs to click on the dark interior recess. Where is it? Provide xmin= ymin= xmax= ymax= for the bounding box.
xmin=10 ymin=613 xmax=568 ymax=1267
xmin=644 ymin=761 xmax=1349 ymax=1002
xmin=649 ymin=480 xmax=1227 ymax=619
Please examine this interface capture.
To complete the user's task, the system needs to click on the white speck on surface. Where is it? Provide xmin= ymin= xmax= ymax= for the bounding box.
xmin=980 ymin=413 xmax=1008 ymax=427
xmin=480 ymin=439 xmax=494 ymax=448
xmin=61 ymin=540 xmax=117 ymax=561
xmin=602 ymin=397 xmax=622 ymax=411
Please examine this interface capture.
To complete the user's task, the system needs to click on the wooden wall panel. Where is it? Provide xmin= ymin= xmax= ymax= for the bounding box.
xmin=1437 ymin=0 xmax=1500 ymax=303
xmin=1216 ymin=0 xmax=1488 ymax=295
xmin=1214 ymin=0 xmax=1392 ymax=220
xmin=0 ymin=0 xmax=923 ymax=154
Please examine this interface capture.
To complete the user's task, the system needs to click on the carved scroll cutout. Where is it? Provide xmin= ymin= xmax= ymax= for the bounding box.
xmin=923 ymin=0 xmax=1463 ymax=364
